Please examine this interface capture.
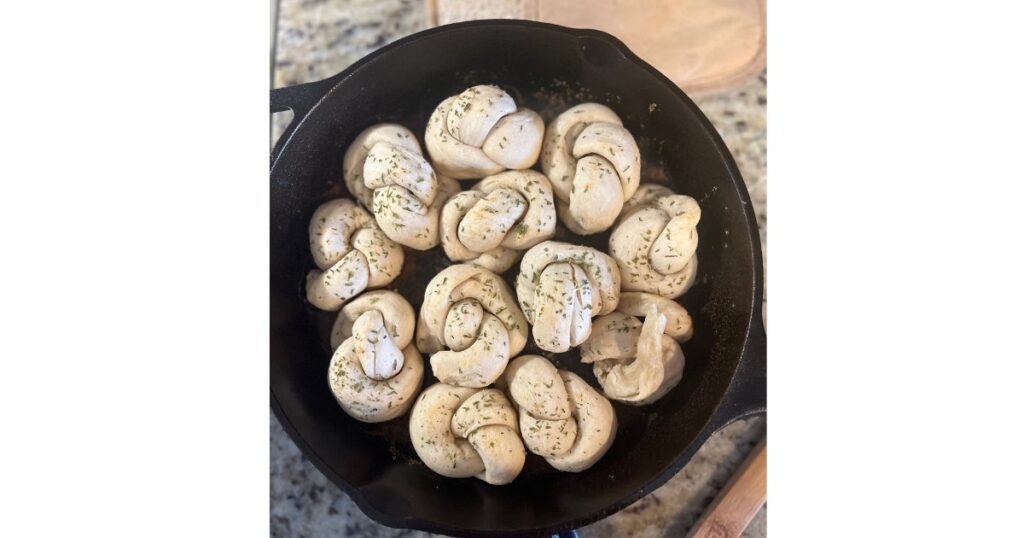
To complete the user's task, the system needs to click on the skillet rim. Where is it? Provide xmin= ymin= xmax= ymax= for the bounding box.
xmin=270 ymin=18 xmax=765 ymax=537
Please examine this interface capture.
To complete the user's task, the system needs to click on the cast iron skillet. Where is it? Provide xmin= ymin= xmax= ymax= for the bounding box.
xmin=270 ymin=19 xmax=765 ymax=538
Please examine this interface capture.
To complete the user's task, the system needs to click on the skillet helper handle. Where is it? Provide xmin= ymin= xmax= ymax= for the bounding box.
xmin=712 ymin=310 xmax=766 ymax=428
xmin=270 ymin=76 xmax=337 ymax=114
xmin=270 ymin=76 xmax=339 ymax=160
xmin=688 ymin=439 xmax=767 ymax=538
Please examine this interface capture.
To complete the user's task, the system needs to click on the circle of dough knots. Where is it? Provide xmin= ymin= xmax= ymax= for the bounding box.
xmin=343 ymin=123 xmax=459 ymax=250
xmin=425 ymin=85 xmax=545 ymax=180
xmin=541 ymin=103 xmax=641 ymax=235
xmin=610 ymin=184 xmax=701 ymax=299
xmin=503 ymin=355 xmax=617 ymax=472
xmin=417 ymin=264 xmax=529 ymax=388
xmin=581 ymin=292 xmax=692 ymax=405
xmin=410 ymin=383 xmax=526 ymax=485
xmin=306 ymin=198 xmax=404 ymax=311
xmin=440 ymin=170 xmax=557 ymax=273
xmin=327 ymin=290 xmax=423 ymax=423
xmin=516 ymin=241 xmax=621 ymax=353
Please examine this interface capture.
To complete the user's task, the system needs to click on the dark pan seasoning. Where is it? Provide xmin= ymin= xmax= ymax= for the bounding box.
xmin=271 ymin=19 xmax=764 ymax=538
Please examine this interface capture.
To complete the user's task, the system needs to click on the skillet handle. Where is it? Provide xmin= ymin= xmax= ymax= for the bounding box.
xmin=710 ymin=308 xmax=767 ymax=430
xmin=270 ymin=75 xmax=340 ymax=162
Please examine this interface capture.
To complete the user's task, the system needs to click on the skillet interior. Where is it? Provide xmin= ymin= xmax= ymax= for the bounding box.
xmin=271 ymin=21 xmax=762 ymax=537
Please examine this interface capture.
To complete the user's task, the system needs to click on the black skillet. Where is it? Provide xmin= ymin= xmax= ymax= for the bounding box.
xmin=270 ymin=19 xmax=766 ymax=538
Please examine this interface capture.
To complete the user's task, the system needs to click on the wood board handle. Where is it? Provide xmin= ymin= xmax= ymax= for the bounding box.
xmin=689 ymin=439 xmax=767 ymax=538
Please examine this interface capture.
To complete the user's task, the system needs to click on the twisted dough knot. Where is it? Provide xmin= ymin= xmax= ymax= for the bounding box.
xmin=342 ymin=123 xmax=459 ymax=250
xmin=410 ymin=384 xmax=525 ymax=485
xmin=541 ymin=103 xmax=641 ymax=235
xmin=581 ymin=292 xmax=692 ymax=405
xmin=503 ymin=355 xmax=617 ymax=472
xmin=330 ymin=290 xmax=416 ymax=351
xmin=425 ymin=85 xmax=545 ymax=180
xmin=515 ymin=241 xmax=621 ymax=353
xmin=417 ymin=264 xmax=529 ymax=388
xmin=609 ymin=184 xmax=701 ymax=299
xmin=306 ymin=199 xmax=404 ymax=311
xmin=440 ymin=170 xmax=557 ymax=273
xmin=327 ymin=290 xmax=424 ymax=423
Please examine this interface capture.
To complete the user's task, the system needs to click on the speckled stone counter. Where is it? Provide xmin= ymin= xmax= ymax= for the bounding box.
xmin=271 ymin=2 xmax=767 ymax=536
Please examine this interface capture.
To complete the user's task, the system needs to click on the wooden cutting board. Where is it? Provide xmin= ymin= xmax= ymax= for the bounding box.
xmin=425 ymin=0 xmax=766 ymax=96
xmin=690 ymin=439 xmax=767 ymax=537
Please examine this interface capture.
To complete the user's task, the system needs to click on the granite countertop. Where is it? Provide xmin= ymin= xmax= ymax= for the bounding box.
xmin=271 ymin=1 xmax=767 ymax=536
